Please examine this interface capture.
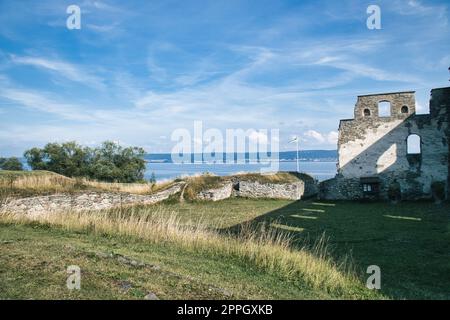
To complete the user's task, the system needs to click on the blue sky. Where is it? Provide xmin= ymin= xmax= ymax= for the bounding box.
xmin=0 ymin=0 xmax=449 ymax=156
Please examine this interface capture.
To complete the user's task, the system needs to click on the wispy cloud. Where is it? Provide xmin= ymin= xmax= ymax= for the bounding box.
xmin=0 ymin=87 xmax=95 ymax=121
xmin=10 ymin=55 xmax=106 ymax=90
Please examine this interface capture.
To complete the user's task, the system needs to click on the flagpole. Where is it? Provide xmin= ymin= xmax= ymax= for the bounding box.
xmin=289 ymin=136 xmax=300 ymax=173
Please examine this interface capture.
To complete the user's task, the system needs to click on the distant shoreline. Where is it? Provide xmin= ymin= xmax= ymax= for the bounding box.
xmin=144 ymin=150 xmax=338 ymax=164
xmin=144 ymin=160 xmax=337 ymax=182
xmin=145 ymin=159 xmax=338 ymax=163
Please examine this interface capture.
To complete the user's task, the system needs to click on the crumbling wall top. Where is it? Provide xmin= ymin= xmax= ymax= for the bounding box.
xmin=354 ymin=91 xmax=416 ymax=120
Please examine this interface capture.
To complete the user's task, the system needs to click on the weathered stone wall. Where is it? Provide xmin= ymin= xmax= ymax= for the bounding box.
xmin=195 ymin=173 xmax=317 ymax=201
xmin=321 ymin=88 xmax=450 ymax=201
xmin=353 ymin=91 xmax=416 ymax=120
xmin=1 ymin=182 xmax=185 ymax=216
xmin=319 ymin=177 xmax=361 ymax=200
xmin=236 ymin=181 xmax=304 ymax=200
xmin=301 ymin=175 xmax=319 ymax=198
xmin=197 ymin=182 xmax=233 ymax=201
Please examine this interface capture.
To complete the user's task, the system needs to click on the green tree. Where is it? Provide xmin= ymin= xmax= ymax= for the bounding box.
xmin=24 ymin=142 xmax=91 ymax=177
xmin=23 ymin=141 xmax=146 ymax=183
xmin=90 ymin=141 xmax=146 ymax=182
xmin=0 ymin=157 xmax=24 ymax=171
xmin=23 ymin=148 xmax=47 ymax=170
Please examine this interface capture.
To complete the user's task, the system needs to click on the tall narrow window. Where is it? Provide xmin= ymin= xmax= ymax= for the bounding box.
xmin=407 ymin=134 xmax=421 ymax=154
xmin=378 ymin=101 xmax=391 ymax=117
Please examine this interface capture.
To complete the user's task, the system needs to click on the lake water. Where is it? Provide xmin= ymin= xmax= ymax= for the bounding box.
xmin=144 ymin=161 xmax=337 ymax=182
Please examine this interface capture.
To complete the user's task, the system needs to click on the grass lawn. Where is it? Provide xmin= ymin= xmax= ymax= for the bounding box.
xmin=1 ymin=196 xmax=449 ymax=299
xmin=0 ymin=222 xmax=367 ymax=300
xmin=151 ymin=199 xmax=450 ymax=299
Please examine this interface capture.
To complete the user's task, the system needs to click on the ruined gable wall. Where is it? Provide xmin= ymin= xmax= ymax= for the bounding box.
xmin=322 ymin=90 xmax=449 ymax=200
xmin=353 ymin=92 xmax=416 ymax=120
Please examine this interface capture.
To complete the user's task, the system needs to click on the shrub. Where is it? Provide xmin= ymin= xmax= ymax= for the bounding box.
xmin=24 ymin=141 xmax=146 ymax=183
xmin=0 ymin=157 xmax=23 ymax=171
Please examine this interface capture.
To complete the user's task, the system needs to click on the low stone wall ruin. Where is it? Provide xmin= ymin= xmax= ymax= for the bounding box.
xmin=1 ymin=182 xmax=185 ymax=217
xmin=236 ymin=180 xmax=304 ymax=200
xmin=1 ymin=174 xmax=320 ymax=216
xmin=197 ymin=182 xmax=233 ymax=201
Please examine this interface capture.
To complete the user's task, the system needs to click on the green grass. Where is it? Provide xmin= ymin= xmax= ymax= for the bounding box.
xmin=0 ymin=221 xmax=376 ymax=300
xmin=139 ymin=199 xmax=450 ymax=299
xmin=1 ymin=174 xmax=449 ymax=300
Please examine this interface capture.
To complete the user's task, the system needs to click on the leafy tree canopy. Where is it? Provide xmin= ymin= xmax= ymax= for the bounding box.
xmin=0 ymin=157 xmax=24 ymax=171
xmin=24 ymin=141 xmax=146 ymax=183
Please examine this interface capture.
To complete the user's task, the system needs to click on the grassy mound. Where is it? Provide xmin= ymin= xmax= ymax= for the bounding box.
xmin=180 ymin=174 xmax=225 ymax=201
xmin=0 ymin=170 xmax=168 ymax=198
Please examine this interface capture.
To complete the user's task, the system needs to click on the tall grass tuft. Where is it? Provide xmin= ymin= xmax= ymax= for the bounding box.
xmin=0 ymin=172 xmax=78 ymax=196
xmin=81 ymin=179 xmax=155 ymax=194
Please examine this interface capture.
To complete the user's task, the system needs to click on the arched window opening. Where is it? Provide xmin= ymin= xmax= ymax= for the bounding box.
xmin=401 ymin=106 xmax=409 ymax=114
xmin=378 ymin=101 xmax=391 ymax=117
xmin=363 ymin=109 xmax=371 ymax=117
xmin=407 ymin=134 xmax=421 ymax=154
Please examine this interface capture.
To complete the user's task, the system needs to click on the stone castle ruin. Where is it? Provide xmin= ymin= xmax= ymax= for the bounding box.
xmin=320 ymin=87 xmax=450 ymax=201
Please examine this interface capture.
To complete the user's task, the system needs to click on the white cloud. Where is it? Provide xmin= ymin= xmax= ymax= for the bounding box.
xmin=10 ymin=55 xmax=105 ymax=90
xmin=391 ymin=0 xmax=448 ymax=27
xmin=327 ymin=131 xmax=338 ymax=144
xmin=304 ymin=130 xmax=325 ymax=143
xmin=0 ymin=87 xmax=94 ymax=121
xmin=85 ymin=23 xmax=118 ymax=33
xmin=303 ymin=130 xmax=338 ymax=146
xmin=313 ymin=56 xmax=420 ymax=83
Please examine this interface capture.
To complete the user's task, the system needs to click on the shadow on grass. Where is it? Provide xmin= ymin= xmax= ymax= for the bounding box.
xmin=219 ymin=199 xmax=450 ymax=299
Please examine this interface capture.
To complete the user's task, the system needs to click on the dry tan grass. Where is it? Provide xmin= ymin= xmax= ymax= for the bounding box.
xmin=0 ymin=171 xmax=175 ymax=196
xmin=81 ymin=179 xmax=154 ymax=194
xmin=181 ymin=174 xmax=223 ymax=200
xmin=0 ymin=172 xmax=79 ymax=195
xmin=0 ymin=207 xmax=376 ymax=298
